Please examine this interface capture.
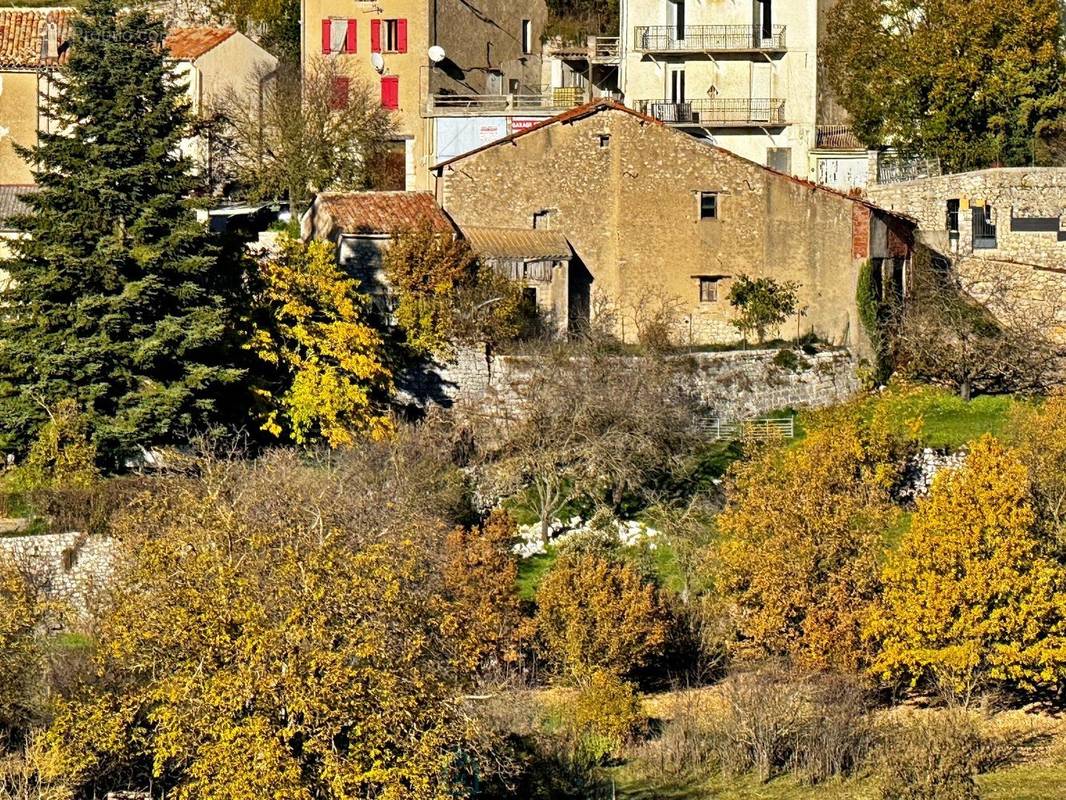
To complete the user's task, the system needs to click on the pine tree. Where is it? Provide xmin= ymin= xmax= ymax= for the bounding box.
xmin=0 ymin=0 xmax=244 ymax=467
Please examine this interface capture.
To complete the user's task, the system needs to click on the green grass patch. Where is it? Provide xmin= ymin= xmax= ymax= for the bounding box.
xmin=870 ymin=385 xmax=1021 ymax=449
xmin=882 ymin=511 xmax=913 ymax=553
xmin=517 ymin=549 xmax=557 ymax=601
xmin=47 ymin=632 xmax=93 ymax=652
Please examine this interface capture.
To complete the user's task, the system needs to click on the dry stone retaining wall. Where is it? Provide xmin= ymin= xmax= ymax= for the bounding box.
xmin=400 ymin=346 xmax=860 ymax=421
xmin=0 ymin=532 xmax=116 ymax=615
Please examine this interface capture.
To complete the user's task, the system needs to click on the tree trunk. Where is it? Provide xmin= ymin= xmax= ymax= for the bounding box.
xmin=960 ymin=376 xmax=972 ymax=402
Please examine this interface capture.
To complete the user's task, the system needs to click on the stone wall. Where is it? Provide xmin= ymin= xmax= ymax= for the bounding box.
xmin=399 ymin=346 xmax=860 ymax=421
xmin=867 ymin=168 xmax=1066 ymax=341
xmin=866 ymin=168 xmax=1066 ymax=270
xmin=0 ymin=532 xmax=116 ymax=616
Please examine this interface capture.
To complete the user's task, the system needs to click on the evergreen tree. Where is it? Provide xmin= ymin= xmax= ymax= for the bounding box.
xmin=0 ymin=0 xmax=244 ymax=467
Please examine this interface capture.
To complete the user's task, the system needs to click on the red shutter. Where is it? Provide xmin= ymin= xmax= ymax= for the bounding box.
xmin=370 ymin=19 xmax=381 ymax=53
xmin=345 ymin=19 xmax=357 ymax=53
xmin=397 ymin=18 xmax=408 ymax=53
xmin=330 ymin=76 xmax=350 ymax=110
xmin=321 ymin=19 xmax=331 ymax=54
xmin=381 ymin=75 xmax=399 ymax=109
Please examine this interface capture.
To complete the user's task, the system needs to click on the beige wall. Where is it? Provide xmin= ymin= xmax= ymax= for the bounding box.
xmin=438 ymin=108 xmax=875 ymax=348
xmin=0 ymin=71 xmax=56 ymax=185
xmin=618 ymin=0 xmax=819 ymax=173
xmin=430 ymin=0 xmax=547 ymax=96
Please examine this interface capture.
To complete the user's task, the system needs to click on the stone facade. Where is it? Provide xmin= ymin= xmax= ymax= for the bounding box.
xmin=0 ymin=532 xmax=116 ymax=616
xmin=867 ymin=168 xmax=1066 ymax=340
xmin=400 ymin=345 xmax=860 ymax=421
xmin=435 ymin=102 xmax=914 ymax=351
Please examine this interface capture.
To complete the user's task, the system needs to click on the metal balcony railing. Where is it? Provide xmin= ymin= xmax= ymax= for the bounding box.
xmin=427 ymin=88 xmax=586 ymax=115
xmin=634 ymin=24 xmax=786 ymax=52
xmin=639 ymin=98 xmax=786 ymax=126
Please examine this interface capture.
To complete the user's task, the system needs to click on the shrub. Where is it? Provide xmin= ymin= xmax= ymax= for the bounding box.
xmin=535 ymin=552 xmax=668 ymax=681
xmin=707 ymin=667 xmax=874 ymax=783
xmin=879 ymin=711 xmax=983 ymax=800
xmin=727 ymin=275 xmax=800 ymax=344
xmin=553 ymin=669 xmax=647 ymax=764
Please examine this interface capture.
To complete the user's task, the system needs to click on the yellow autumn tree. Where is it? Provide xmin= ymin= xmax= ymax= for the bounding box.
xmin=0 ymin=558 xmax=44 ymax=740
xmin=383 ymin=225 xmax=529 ymax=357
xmin=715 ymin=406 xmax=908 ymax=672
xmin=535 ymin=552 xmax=668 ymax=682
xmin=1006 ymin=391 xmax=1066 ymax=548
xmin=36 ymin=451 xmax=481 ymax=799
xmin=250 ymin=235 xmax=392 ymax=447
xmin=868 ymin=435 xmax=1066 ymax=699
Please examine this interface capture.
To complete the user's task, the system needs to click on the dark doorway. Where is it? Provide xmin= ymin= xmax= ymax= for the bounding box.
xmin=567 ymin=255 xmax=593 ymax=337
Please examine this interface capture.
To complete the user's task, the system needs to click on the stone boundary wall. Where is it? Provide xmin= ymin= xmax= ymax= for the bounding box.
xmin=0 ymin=532 xmax=117 ymax=615
xmin=400 ymin=346 xmax=860 ymax=421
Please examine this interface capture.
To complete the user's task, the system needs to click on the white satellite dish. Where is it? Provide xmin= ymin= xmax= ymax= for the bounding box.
xmin=370 ymin=52 xmax=385 ymax=73
xmin=428 ymin=45 xmax=446 ymax=63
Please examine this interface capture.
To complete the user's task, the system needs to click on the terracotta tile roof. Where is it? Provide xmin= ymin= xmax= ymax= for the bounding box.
xmin=314 ymin=191 xmax=454 ymax=235
xmin=164 ymin=27 xmax=236 ymax=60
xmin=463 ymin=227 xmax=571 ymax=260
xmin=432 ymin=99 xmax=662 ymax=170
xmin=0 ymin=8 xmax=72 ymax=69
xmin=815 ymin=125 xmax=864 ymax=150
xmin=0 ymin=184 xmax=37 ymax=228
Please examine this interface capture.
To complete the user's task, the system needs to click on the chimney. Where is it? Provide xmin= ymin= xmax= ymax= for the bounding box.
xmin=43 ymin=21 xmax=59 ymax=60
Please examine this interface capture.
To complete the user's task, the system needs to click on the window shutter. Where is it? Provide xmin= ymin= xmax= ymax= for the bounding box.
xmin=397 ymin=19 xmax=408 ymax=53
xmin=321 ymin=19 xmax=331 ymax=53
xmin=330 ymin=76 xmax=350 ymax=110
xmin=345 ymin=19 xmax=357 ymax=53
xmin=381 ymin=75 xmax=399 ymax=109
xmin=370 ymin=19 xmax=381 ymax=53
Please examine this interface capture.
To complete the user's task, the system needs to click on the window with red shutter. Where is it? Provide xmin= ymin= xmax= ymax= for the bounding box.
xmin=396 ymin=18 xmax=407 ymax=53
xmin=345 ymin=19 xmax=357 ymax=53
xmin=330 ymin=76 xmax=350 ymax=110
xmin=381 ymin=75 xmax=399 ymax=109
xmin=370 ymin=19 xmax=381 ymax=53
xmin=321 ymin=19 xmax=331 ymax=54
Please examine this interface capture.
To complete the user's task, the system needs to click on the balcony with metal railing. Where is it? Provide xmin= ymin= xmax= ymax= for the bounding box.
xmin=427 ymin=86 xmax=588 ymax=116
xmin=633 ymin=25 xmax=786 ymax=53
xmin=639 ymin=98 xmax=786 ymax=126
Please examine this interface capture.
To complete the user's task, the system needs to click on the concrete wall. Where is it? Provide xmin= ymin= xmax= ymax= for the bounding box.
xmin=400 ymin=345 xmax=859 ymax=420
xmin=618 ymin=0 xmax=819 ymax=172
xmin=439 ymin=107 xmax=879 ymax=349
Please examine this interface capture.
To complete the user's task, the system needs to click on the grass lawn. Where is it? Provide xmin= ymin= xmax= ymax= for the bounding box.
xmin=516 ymin=550 xmax=557 ymax=601
xmin=608 ymin=765 xmax=1066 ymax=800
xmin=868 ymin=385 xmax=1023 ymax=449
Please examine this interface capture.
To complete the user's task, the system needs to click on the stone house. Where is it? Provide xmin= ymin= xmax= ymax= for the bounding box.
xmin=867 ymin=167 xmax=1066 ymax=339
xmin=302 ymin=190 xmax=572 ymax=329
xmin=0 ymin=11 xmax=276 ymax=185
xmin=301 ymin=190 xmax=455 ymax=309
xmin=433 ymin=100 xmax=915 ymax=351
xmin=300 ymin=0 xmax=550 ymax=191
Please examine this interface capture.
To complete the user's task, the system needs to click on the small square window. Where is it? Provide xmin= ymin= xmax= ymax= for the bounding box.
xmin=598 ymin=134 xmax=610 ymax=148
xmin=699 ymin=191 xmax=718 ymax=220
xmin=699 ymin=277 xmax=718 ymax=303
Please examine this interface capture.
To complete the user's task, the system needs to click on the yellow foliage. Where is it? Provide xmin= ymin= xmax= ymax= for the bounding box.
xmin=1006 ymin=391 xmax=1066 ymax=545
xmin=535 ymin=552 xmax=667 ymax=681
xmin=37 ymin=462 xmax=477 ymax=798
xmin=868 ymin=435 xmax=1066 ymax=697
xmin=0 ymin=559 xmax=42 ymax=737
xmin=5 ymin=399 xmax=97 ymax=494
xmin=441 ymin=510 xmax=526 ymax=674
xmin=715 ymin=407 xmax=907 ymax=672
xmin=250 ymin=235 xmax=392 ymax=447
xmin=550 ymin=669 xmax=647 ymax=763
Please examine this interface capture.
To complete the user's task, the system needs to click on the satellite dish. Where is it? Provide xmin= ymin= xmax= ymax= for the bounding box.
xmin=370 ymin=52 xmax=385 ymax=73
xmin=428 ymin=45 xmax=446 ymax=63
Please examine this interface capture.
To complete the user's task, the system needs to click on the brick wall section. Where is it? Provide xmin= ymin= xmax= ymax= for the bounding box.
xmin=437 ymin=107 xmax=897 ymax=355
xmin=400 ymin=346 xmax=860 ymax=421
xmin=852 ymin=204 xmax=870 ymax=260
